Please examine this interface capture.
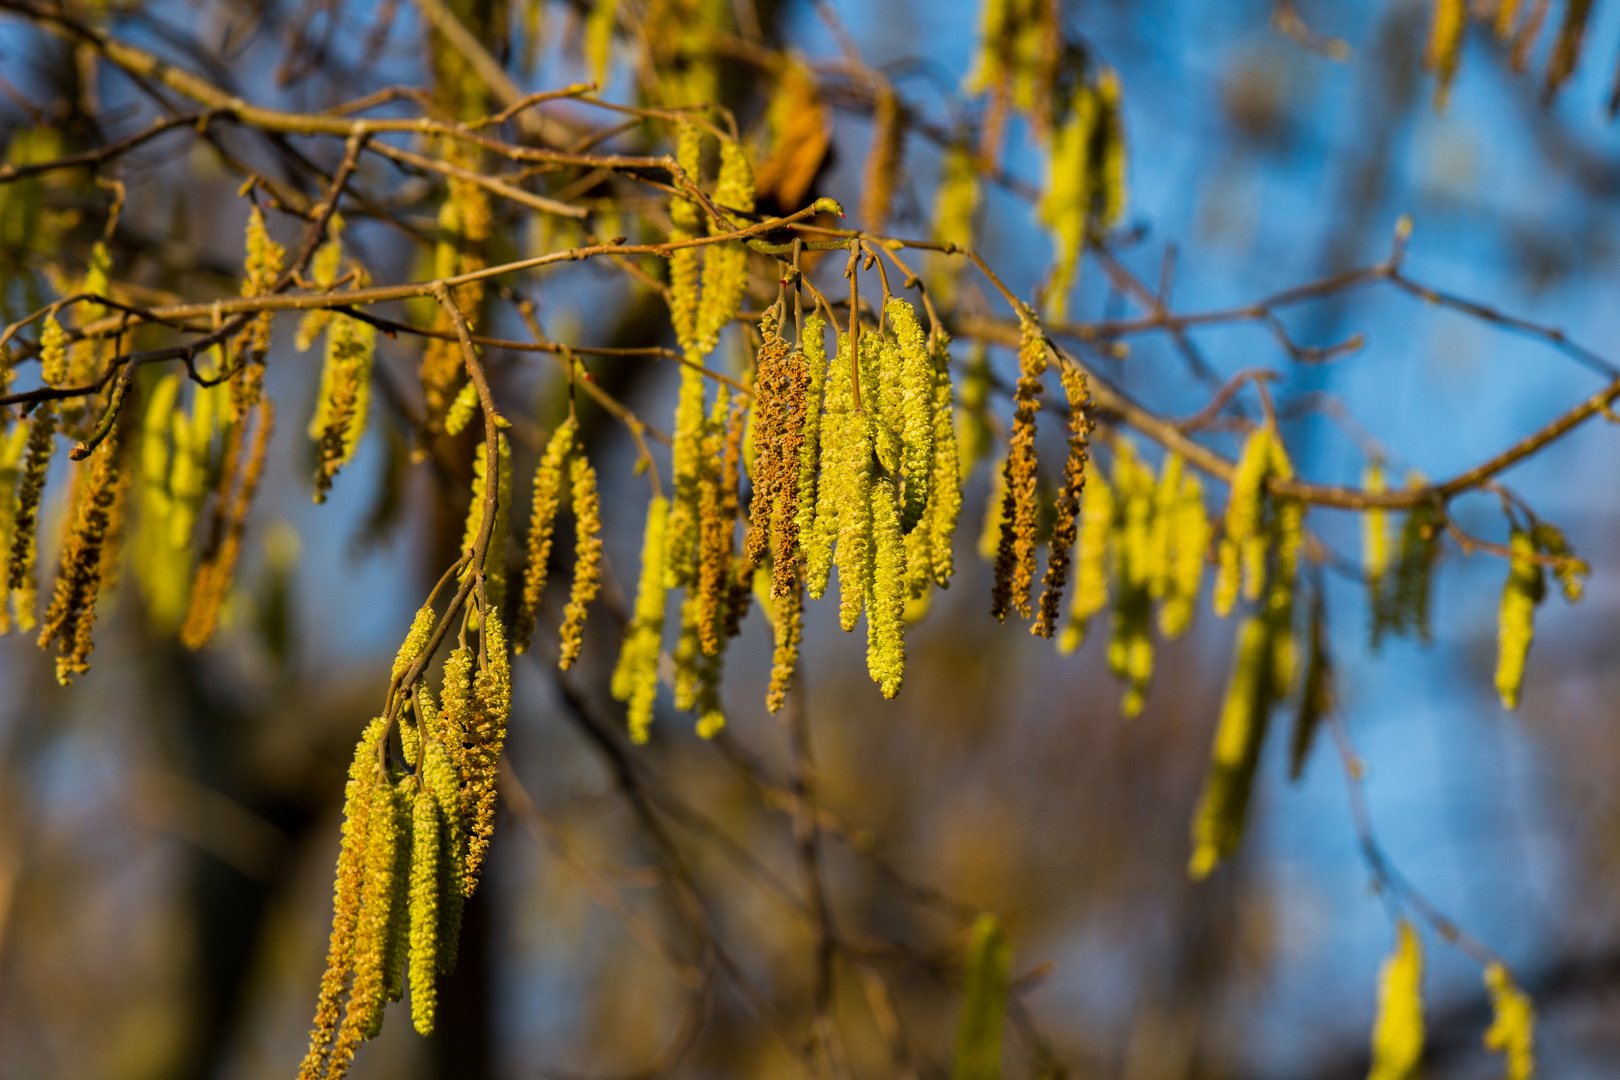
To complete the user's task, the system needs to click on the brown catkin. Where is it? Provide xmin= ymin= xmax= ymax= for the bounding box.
xmin=697 ymin=388 xmax=736 ymax=654
xmin=557 ymin=454 xmax=602 ymax=670
xmin=744 ymin=324 xmax=795 ymax=572
xmin=180 ymin=399 xmax=274 ymax=650
xmin=37 ymin=420 xmax=124 ymax=682
xmin=6 ymin=405 xmax=57 ymax=633
xmin=1543 ymin=0 xmax=1594 ymax=100
xmin=513 ymin=416 xmax=576 ymax=654
xmin=1034 ymin=364 xmax=1092 ymax=636
xmin=990 ymin=321 xmax=1046 ymax=621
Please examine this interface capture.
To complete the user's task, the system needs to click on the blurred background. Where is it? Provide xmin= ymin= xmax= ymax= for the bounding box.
xmin=1 ymin=0 xmax=1620 ymax=1077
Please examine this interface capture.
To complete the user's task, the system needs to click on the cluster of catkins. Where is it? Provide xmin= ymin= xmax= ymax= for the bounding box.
xmin=298 ymin=596 xmax=511 ymax=1080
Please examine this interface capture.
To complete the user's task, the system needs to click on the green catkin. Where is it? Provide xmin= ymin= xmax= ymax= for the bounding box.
xmin=952 ymin=913 xmax=1010 ymax=1080
xmin=1483 ymin=962 xmax=1535 ymax=1080
xmin=443 ymin=380 xmax=479 ymax=438
xmin=1058 ymin=459 xmax=1113 ymax=654
xmin=695 ymin=388 xmax=736 ymax=654
xmin=1288 ymin=588 xmax=1333 ymax=782
xmin=1159 ymin=469 xmax=1209 ymax=639
xmin=39 ymin=315 xmax=69 ymax=386
xmin=408 ymin=787 xmax=441 ymax=1035
xmin=309 ymin=312 xmax=376 ymax=502
xmin=990 ymin=321 xmax=1046 ymax=621
xmin=694 ymin=140 xmax=755 ymax=356
xmin=1041 ymin=81 xmax=1099 ymax=322
xmin=514 ymin=416 xmax=576 ymax=654
xmin=834 ymin=395 xmax=875 ymax=633
xmin=329 ymin=766 xmax=406 ymax=1070
xmin=927 ymin=331 xmax=963 ymax=587
xmin=1373 ymin=489 xmax=1443 ymax=647
xmin=419 ymin=733 xmax=464 ymax=975
xmin=977 ymin=454 xmax=1006 ymax=563
xmin=392 ymin=604 xmax=435 ymax=686
xmin=1425 ymin=0 xmax=1467 ymax=107
xmin=612 ymin=496 xmax=669 ymax=743
xmin=796 ymin=314 xmax=829 ymax=545
xmin=1495 ymin=527 xmax=1543 ymax=711
xmin=1037 ymin=381 xmax=1102 ymax=630
xmin=805 ymin=331 xmax=849 ymax=598
xmin=297 ymin=716 xmax=386 ymax=1080
xmin=666 ymin=366 xmax=707 ymax=588
xmin=956 ymin=345 xmax=994 ymax=480
xmin=459 ymin=435 xmax=512 ymax=616
xmin=887 ymin=298 xmax=936 ymax=533
xmin=1529 ymin=520 xmax=1587 ymax=602
xmin=132 ymin=376 xmax=187 ymax=633
xmin=6 ymin=405 xmax=57 ymax=633
xmin=464 ymin=609 xmax=511 ymax=895
xmin=1213 ymin=427 xmax=1272 ymax=617
xmin=558 ymin=454 xmax=602 ymax=670
xmin=666 ymin=121 xmax=703 ymax=352
xmin=1368 ymin=921 xmax=1425 ymax=1080
xmin=1188 ymin=615 xmax=1273 ymax=880
xmin=766 ymin=562 xmax=803 ymax=713
xmin=867 ymin=475 xmax=907 ymax=697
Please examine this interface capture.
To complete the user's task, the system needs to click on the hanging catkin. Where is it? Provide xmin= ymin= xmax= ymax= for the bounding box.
xmin=990 ymin=321 xmax=1046 ymax=621
xmin=834 ymin=371 xmax=875 ymax=633
xmin=514 ymin=416 xmax=577 ymax=654
xmin=665 ymin=365 xmax=707 ymax=588
xmin=808 ymin=330 xmax=855 ymax=600
xmin=460 ymin=434 xmax=512 ymax=617
xmin=1058 ymin=458 xmax=1113 ymax=654
xmin=612 ymin=496 xmax=670 ymax=743
xmin=888 ymin=298 xmax=936 ymax=533
xmin=1034 ymin=363 xmax=1091 ymax=636
xmin=861 ymin=82 xmax=904 ymax=232
xmin=766 ymin=560 xmax=803 ymax=714
xmin=1424 ymin=0 xmax=1467 ymax=107
xmin=1362 ymin=462 xmax=1390 ymax=598
xmin=37 ymin=416 xmax=127 ymax=683
xmin=558 ymin=453 xmax=602 ymax=670
xmin=696 ymin=388 xmax=737 ymax=654
xmin=694 ymin=140 xmax=755 ymax=356
xmin=1495 ymin=527 xmax=1543 ymax=711
xmin=926 ymin=331 xmax=963 ymax=587
xmin=1040 ymin=80 xmax=1099 ymax=322
xmin=867 ymin=475 xmax=907 ymax=697
xmin=310 ymin=311 xmax=377 ymax=503
xmin=1188 ymin=615 xmax=1274 ymax=880
xmin=407 ymin=786 xmax=441 ymax=1035
xmin=419 ymin=730 xmax=464 ymax=976
xmin=1483 ymin=962 xmax=1535 ymax=1080
xmin=1213 ymin=426 xmax=1272 ymax=617
xmin=0 ymin=423 xmax=29 ymax=636
xmin=180 ymin=399 xmax=276 ymax=650
xmin=796 ymin=314 xmax=829 ymax=547
xmin=463 ymin=608 xmax=511 ymax=893
xmin=5 ymin=405 xmax=57 ymax=633
xmin=1368 ymin=921 xmax=1425 ymax=1080
xmin=233 ymin=205 xmax=285 ymax=418
xmin=667 ymin=120 xmax=703 ymax=354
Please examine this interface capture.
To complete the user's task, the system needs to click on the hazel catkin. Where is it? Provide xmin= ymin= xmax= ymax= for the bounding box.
xmin=514 ymin=416 xmax=577 ymax=654
xmin=558 ymin=453 xmax=602 ymax=670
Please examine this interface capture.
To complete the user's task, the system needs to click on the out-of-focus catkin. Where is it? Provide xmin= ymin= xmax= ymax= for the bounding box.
xmin=1213 ymin=426 xmax=1272 ymax=617
xmin=1483 ymin=962 xmax=1535 ymax=1080
xmin=1424 ymin=0 xmax=1467 ymax=107
xmin=694 ymin=140 xmax=755 ymax=356
xmin=460 ymin=434 xmax=512 ymax=617
xmin=612 ymin=496 xmax=669 ymax=743
xmin=1188 ymin=615 xmax=1273 ymax=880
xmin=1368 ymin=921 xmax=1425 ymax=1080
xmin=309 ymin=312 xmax=376 ymax=502
xmin=1058 ymin=459 xmax=1113 ymax=654
xmin=1495 ymin=527 xmax=1543 ymax=711
xmin=1034 ymin=364 xmax=1091 ymax=636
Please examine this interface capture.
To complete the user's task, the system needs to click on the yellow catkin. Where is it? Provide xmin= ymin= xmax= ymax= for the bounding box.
xmin=862 ymin=82 xmax=905 ymax=231
xmin=931 ymin=144 xmax=979 ymax=305
xmin=866 ymin=329 xmax=904 ymax=475
xmin=1188 ymin=616 xmax=1273 ymax=880
xmin=408 ymin=786 xmax=441 ymax=1035
xmin=460 ymin=434 xmax=512 ymax=617
xmin=1530 ymin=520 xmax=1587 ymax=602
xmin=1040 ymin=81 xmax=1099 ymax=322
xmin=1213 ymin=427 xmax=1272 ymax=617
xmin=1106 ymin=441 xmax=1157 ymax=715
xmin=232 ymin=205 xmax=285 ymax=419
xmin=1495 ymin=0 xmax=1524 ymax=38
xmin=978 ymin=452 xmax=1006 ymax=563
xmin=309 ymin=312 xmax=377 ymax=502
xmin=807 ymin=332 xmax=854 ymax=599
xmin=37 ymin=421 xmax=124 ymax=683
xmin=666 ymin=366 xmax=707 ymax=588
xmin=990 ymin=322 xmax=1046 ymax=621
xmin=180 ymin=399 xmax=275 ymax=650
xmin=1424 ymin=0 xmax=1467 ymax=107
xmin=1034 ymin=365 xmax=1092 ymax=636
xmin=5 ymin=405 xmax=57 ymax=633
xmin=1368 ymin=921 xmax=1425 ymax=1080
xmin=463 ymin=609 xmax=511 ymax=894
xmin=513 ymin=416 xmax=576 ymax=653
xmin=696 ymin=388 xmax=736 ymax=654
xmin=39 ymin=315 xmax=69 ymax=386
xmin=612 ymin=496 xmax=670 ymax=743
xmin=1159 ymin=472 xmax=1207 ymax=639
xmin=297 ymin=717 xmax=387 ymax=1080
xmin=1058 ymin=459 xmax=1113 ymax=654
xmin=1483 ymin=962 xmax=1535 ymax=1080
xmin=888 ymin=299 xmax=936 ymax=533
xmin=926 ymin=331 xmax=963 ymax=587
xmin=673 ymin=590 xmax=726 ymax=737
xmin=419 ymin=729 xmax=463 ymax=975
xmin=0 ymin=423 xmax=30 ymax=635
xmin=694 ymin=140 xmax=755 ymax=356
xmin=867 ymin=476 xmax=907 ymax=697
xmin=796 ymin=314 xmax=830 ymax=543
xmin=558 ymin=454 xmax=602 ymax=670
xmin=1147 ymin=453 xmax=1183 ymax=600
xmin=1495 ymin=527 xmax=1543 ymax=710
xmin=295 ymin=217 xmax=345 ymax=351
xmin=1362 ymin=463 xmax=1390 ymax=597
xmin=131 ymin=376 xmax=185 ymax=633
xmin=834 ymin=386 xmax=875 ymax=633
xmin=329 ymin=767 xmax=407 ymax=1064
xmin=666 ymin=121 xmax=703 ymax=352
xmin=766 ymin=561 xmax=803 ymax=714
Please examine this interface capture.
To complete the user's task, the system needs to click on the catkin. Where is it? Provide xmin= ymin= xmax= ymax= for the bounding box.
xmin=612 ymin=496 xmax=670 ymax=743
xmin=1530 ymin=520 xmax=1586 ymax=602
xmin=1373 ymin=494 xmax=1442 ymax=647
xmin=694 ymin=140 xmax=755 ymax=356
xmin=180 ymin=399 xmax=275 ymax=650
xmin=37 ymin=420 xmax=125 ymax=683
xmin=514 ymin=416 xmax=577 ymax=653
xmin=419 ymin=731 xmax=464 ymax=975
xmin=1495 ymin=527 xmax=1543 ymax=711
xmin=232 ymin=205 xmax=285 ymax=419
xmin=464 ymin=608 xmax=511 ymax=894
xmin=796 ymin=314 xmax=829 ymax=548
xmin=1425 ymin=0 xmax=1467 ymax=108
xmin=5 ymin=405 xmax=56 ymax=633
xmin=1058 ymin=459 xmax=1113 ymax=654
xmin=1188 ymin=615 xmax=1273 ymax=880
xmin=1287 ymin=589 xmax=1333 ymax=782
xmin=460 ymin=434 xmax=512 ymax=617
xmin=39 ymin=315 xmax=69 ymax=386
xmin=408 ymin=787 xmax=441 ymax=1035
xmin=558 ymin=454 xmax=602 ymax=669
xmin=665 ymin=366 xmax=707 ymax=588
xmin=309 ymin=313 xmax=376 ymax=502
xmin=990 ymin=322 xmax=1046 ymax=621
xmin=1040 ymin=81 xmax=1098 ymax=322
xmin=329 ymin=768 xmax=406 ymax=1064
xmin=766 ymin=560 xmax=803 ymax=714
xmin=297 ymin=716 xmax=386 ymax=1080
xmin=1483 ymin=962 xmax=1535 ymax=1080
xmin=673 ymin=591 xmax=726 ymax=737
xmin=861 ymin=83 xmax=904 ymax=232
xmin=807 ymin=332 xmax=854 ymax=599
xmin=1159 ymin=469 xmax=1209 ymax=639
xmin=926 ymin=332 xmax=963 ymax=587
xmin=1034 ymin=364 xmax=1092 ymax=636
xmin=696 ymin=388 xmax=737 ymax=654
xmin=1213 ymin=427 xmax=1272 ymax=617
xmin=1368 ymin=921 xmax=1425 ymax=1080
xmin=887 ymin=299 xmax=936 ymax=533
xmin=867 ymin=475 xmax=907 ymax=697
xmin=834 ymin=391 xmax=875 ymax=633
xmin=0 ymin=423 xmax=29 ymax=636
xmin=1362 ymin=462 xmax=1390 ymax=593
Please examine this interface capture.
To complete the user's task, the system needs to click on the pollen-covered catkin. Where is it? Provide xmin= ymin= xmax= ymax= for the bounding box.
xmin=990 ymin=321 xmax=1046 ymax=621
xmin=1368 ymin=921 xmax=1425 ymax=1080
xmin=514 ymin=416 xmax=576 ymax=653
xmin=419 ymin=733 xmax=463 ymax=975
xmin=5 ymin=405 xmax=57 ymax=633
xmin=887 ymin=299 xmax=935 ymax=533
xmin=408 ymin=787 xmax=441 ymax=1035
xmin=766 ymin=561 xmax=803 ymax=713
xmin=558 ymin=454 xmax=602 ymax=670
xmin=666 ymin=367 xmax=707 ymax=588
xmin=1058 ymin=459 xmax=1113 ymax=654
xmin=834 ymin=393 xmax=875 ymax=633
xmin=613 ymin=496 xmax=669 ymax=743
xmin=1159 ymin=470 xmax=1208 ymax=639
xmin=460 ymin=434 xmax=512 ymax=616
xmin=1483 ymin=962 xmax=1535 ymax=1080
xmin=807 ymin=332 xmax=854 ymax=599
xmin=37 ymin=421 xmax=125 ymax=683
xmin=180 ymin=399 xmax=275 ymax=650
xmin=0 ymin=424 xmax=29 ymax=636
xmin=310 ymin=313 xmax=376 ymax=502
xmin=464 ymin=609 xmax=511 ymax=894
xmin=866 ymin=476 xmax=907 ymax=697
xmin=1213 ymin=426 xmax=1272 ymax=617
xmin=796 ymin=314 xmax=829 ymax=545
xmin=1188 ymin=616 xmax=1273 ymax=880
xmin=297 ymin=716 xmax=386 ymax=1080
xmin=1530 ymin=520 xmax=1587 ymax=602
xmin=1034 ymin=364 xmax=1092 ymax=636
xmin=328 ymin=766 xmax=406 ymax=1072
xmin=696 ymin=388 xmax=737 ymax=654
xmin=1495 ymin=527 xmax=1543 ymax=711
xmin=694 ymin=140 xmax=755 ymax=356
xmin=926 ymin=332 xmax=962 ymax=587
